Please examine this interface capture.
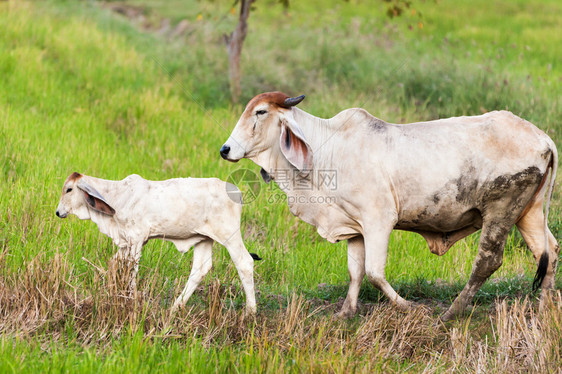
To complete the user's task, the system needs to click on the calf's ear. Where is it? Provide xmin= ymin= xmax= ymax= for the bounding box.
xmin=279 ymin=117 xmax=313 ymax=176
xmin=260 ymin=168 xmax=272 ymax=184
xmin=77 ymin=180 xmax=116 ymax=216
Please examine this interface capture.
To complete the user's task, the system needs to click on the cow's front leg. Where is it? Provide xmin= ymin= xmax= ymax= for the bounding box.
xmin=364 ymin=224 xmax=412 ymax=311
xmin=336 ymin=236 xmax=365 ymax=319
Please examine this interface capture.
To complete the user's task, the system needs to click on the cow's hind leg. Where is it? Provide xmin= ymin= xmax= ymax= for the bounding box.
xmin=516 ymin=196 xmax=559 ymax=295
xmin=336 ymin=236 xmax=366 ymax=318
xmin=172 ymin=239 xmax=213 ymax=312
xmin=441 ymin=221 xmax=510 ymax=321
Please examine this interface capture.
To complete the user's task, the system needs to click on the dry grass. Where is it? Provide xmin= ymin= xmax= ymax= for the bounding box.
xmin=445 ymin=295 xmax=562 ymax=373
xmin=1 ymin=252 xmax=560 ymax=372
xmin=1 ymin=1 xmax=560 ymax=371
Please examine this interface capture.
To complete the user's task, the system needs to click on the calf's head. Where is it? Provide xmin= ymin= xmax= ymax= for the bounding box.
xmin=220 ymin=92 xmax=313 ymax=175
xmin=56 ymin=172 xmax=116 ymax=220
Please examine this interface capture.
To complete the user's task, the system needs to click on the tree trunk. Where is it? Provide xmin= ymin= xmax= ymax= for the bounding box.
xmin=224 ymin=0 xmax=254 ymax=103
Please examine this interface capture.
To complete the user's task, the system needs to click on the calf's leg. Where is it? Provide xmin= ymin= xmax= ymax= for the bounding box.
xmin=112 ymin=243 xmax=143 ymax=292
xmin=221 ymin=232 xmax=257 ymax=315
xmin=172 ymin=239 xmax=213 ymax=312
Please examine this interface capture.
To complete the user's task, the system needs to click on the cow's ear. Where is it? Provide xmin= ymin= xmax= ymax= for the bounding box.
xmin=77 ymin=180 xmax=116 ymax=216
xmin=279 ymin=117 xmax=313 ymax=175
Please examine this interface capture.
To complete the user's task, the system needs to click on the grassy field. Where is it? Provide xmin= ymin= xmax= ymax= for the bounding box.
xmin=0 ymin=0 xmax=561 ymax=372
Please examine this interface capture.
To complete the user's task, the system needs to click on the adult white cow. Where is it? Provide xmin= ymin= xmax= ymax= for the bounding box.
xmin=56 ymin=172 xmax=260 ymax=314
xmin=220 ymin=91 xmax=559 ymax=320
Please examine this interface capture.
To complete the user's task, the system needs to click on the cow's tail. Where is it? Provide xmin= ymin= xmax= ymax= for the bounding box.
xmin=532 ymin=142 xmax=558 ymax=291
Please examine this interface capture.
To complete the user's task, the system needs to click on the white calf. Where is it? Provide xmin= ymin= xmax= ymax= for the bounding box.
xmin=56 ymin=172 xmax=259 ymax=314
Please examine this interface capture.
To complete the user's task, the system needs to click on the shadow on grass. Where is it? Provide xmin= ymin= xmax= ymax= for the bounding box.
xmin=290 ymin=275 xmax=546 ymax=312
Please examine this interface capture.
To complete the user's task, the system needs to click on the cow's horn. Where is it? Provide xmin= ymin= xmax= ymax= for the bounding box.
xmin=284 ymin=95 xmax=305 ymax=107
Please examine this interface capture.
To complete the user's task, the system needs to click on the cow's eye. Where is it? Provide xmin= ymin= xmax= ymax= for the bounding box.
xmin=66 ymin=188 xmax=73 ymax=193
xmin=255 ymin=110 xmax=267 ymax=116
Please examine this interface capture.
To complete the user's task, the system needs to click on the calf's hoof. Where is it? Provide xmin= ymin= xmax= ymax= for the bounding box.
xmin=170 ymin=301 xmax=184 ymax=314
xmin=243 ymin=307 xmax=257 ymax=319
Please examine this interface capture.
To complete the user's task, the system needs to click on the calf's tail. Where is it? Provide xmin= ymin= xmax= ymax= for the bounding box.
xmin=250 ymin=253 xmax=262 ymax=261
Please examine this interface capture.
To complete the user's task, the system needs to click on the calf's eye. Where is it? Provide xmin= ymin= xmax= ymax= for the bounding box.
xmin=66 ymin=188 xmax=73 ymax=193
xmin=256 ymin=110 xmax=267 ymax=116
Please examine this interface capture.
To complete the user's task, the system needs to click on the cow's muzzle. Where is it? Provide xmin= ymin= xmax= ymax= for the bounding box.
xmin=220 ymin=140 xmax=244 ymax=162
xmin=220 ymin=144 xmax=230 ymax=160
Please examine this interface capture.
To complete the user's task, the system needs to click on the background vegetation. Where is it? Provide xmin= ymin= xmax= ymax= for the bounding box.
xmin=0 ymin=0 xmax=560 ymax=371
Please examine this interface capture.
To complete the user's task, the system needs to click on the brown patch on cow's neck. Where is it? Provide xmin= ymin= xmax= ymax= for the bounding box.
xmin=67 ymin=172 xmax=83 ymax=182
xmin=245 ymin=91 xmax=290 ymax=113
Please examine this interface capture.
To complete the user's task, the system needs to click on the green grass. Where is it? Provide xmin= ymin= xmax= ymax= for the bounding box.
xmin=0 ymin=0 xmax=561 ymax=371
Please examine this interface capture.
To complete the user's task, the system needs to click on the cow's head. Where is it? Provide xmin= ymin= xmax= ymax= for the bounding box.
xmin=220 ymin=92 xmax=312 ymax=176
xmin=56 ymin=172 xmax=115 ymax=220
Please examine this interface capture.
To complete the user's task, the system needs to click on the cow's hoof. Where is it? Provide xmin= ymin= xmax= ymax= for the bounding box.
xmin=394 ymin=299 xmax=416 ymax=312
xmin=440 ymin=309 xmax=457 ymax=322
xmin=410 ymin=302 xmax=431 ymax=313
xmin=335 ymin=308 xmax=356 ymax=320
xmin=539 ymin=289 xmax=557 ymax=312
